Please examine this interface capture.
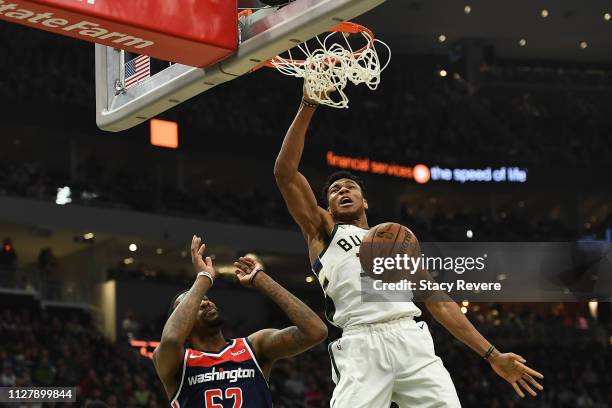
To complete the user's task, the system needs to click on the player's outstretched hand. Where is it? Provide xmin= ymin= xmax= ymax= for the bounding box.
xmin=234 ymin=256 xmax=263 ymax=288
xmin=303 ymin=83 xmax=336 ymax=104
xmin=190 ymin=235 xmax=216 ymax=279
xmin=489 ymin=352 xmax=544 ymax=398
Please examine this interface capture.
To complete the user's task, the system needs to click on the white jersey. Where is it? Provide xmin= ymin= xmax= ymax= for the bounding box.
xmin=312 ymin=223 xmax=421 ymax=329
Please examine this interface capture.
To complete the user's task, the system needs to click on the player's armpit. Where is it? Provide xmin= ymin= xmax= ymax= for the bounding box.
xmin=152 ymin=341 xmax=184 ymax=399
xmin=275 ymin=171 xmax=331 ymax=238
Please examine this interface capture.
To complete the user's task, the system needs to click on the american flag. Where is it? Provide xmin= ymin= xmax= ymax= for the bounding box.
xmin=124 ymin=55 xmax=150 ymax=89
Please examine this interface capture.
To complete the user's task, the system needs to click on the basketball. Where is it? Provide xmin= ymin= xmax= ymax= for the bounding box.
xmin=359 ymin=222 xmax=419 ymax=282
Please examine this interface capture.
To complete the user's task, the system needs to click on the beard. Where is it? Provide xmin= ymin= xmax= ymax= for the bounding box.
xmin=206 ymin=316 xmax=225 ymax=328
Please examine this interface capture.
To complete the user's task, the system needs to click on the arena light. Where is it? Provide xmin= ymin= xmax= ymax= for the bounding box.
xmin=519 ymin=39 xmax=527 ymax=47
xmin=466 ymin=229 xmax=474 ymax=238
xmin=150 ymin=119 xmax=179 ymax=149
xmin=155 ymin=248 xmax=163 ymax=255
xmin=438 ymin=34 xmax=447 ymax=43
xmin=605 ymin=13 xmax=611 ymax=21
xmin=305 ymin=276 xmax=315 ymax=283
xmin=83 ymin=232 xmax=95 ymax=240
xmin=413 ymin=164 xmax=431 ymax=184
xmin=540 ymin=9 xmax=548 ymax=18
xmin=580 ymin=41 xmax=588 ymax=49
xmin=55 ymin=186 xmax=72 ymax=205
xmin=439 ymin=69 xmax=448 ymax=77
xmin=124 ymin=257 xmax=134 ymax=265
xmin=461 ymin=300 xmax=469 ymax=307
xmin=588 ymin=300 xmax=598 ymax=319
xmin=129 ymin=243 xmax=138 ymax=252
xmin=464 ymin=5 xmax=471 ymax=14
xmin=460 ymin=306 xmax=468 ymax=314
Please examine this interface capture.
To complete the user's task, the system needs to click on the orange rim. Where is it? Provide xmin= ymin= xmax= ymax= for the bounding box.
xmin=263 ymin=22 xmax=375 ymax=68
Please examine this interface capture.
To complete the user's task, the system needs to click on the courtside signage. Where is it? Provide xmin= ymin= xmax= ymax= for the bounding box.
xmin=326 ymin=151 xmax=528 ymax=184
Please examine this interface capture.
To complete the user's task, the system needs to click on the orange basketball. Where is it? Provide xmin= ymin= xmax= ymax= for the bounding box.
xmin=360 ymin=222 xmax=419 ymax=282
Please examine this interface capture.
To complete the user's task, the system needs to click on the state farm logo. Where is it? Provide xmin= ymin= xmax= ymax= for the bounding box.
xmin=231 ymin=349 xmax=246 ymax=357
xmin=0 ymin=0 xmax=154 ymax=49
xmin=76 ymin=0 xmax=95 ymax=4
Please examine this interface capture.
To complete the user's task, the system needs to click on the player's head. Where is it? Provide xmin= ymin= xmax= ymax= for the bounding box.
xmin=169 ymin=291 xmax=225 ymax=338
xmin=322 ymin=171 xmax=368 ymax=222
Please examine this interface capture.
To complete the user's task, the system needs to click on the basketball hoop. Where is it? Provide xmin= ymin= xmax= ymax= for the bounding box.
xmin=264 ymin=22 xmax=391 ymax=108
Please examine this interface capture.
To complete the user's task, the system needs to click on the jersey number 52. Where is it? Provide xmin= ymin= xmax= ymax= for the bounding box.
xmin=205 ymin=388 xmax=243 ymax=408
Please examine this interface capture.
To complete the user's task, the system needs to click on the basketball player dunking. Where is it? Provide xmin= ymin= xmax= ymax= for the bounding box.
xmin=273 ymin=89 xmax=544 ymax=407
xmin=153 ymin=236 xmax=328 ymax=408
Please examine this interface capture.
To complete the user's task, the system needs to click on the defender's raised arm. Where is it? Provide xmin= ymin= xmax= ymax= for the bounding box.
xmin=153 ymin=236 xmax=215 ymax=398
xmin=234 ymin=256 xmax=328 ymax=371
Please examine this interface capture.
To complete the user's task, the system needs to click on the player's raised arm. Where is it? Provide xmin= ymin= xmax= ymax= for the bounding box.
xmin=273 ymin=88 xmax=333 ymax=240
xmin=235 ymin=257 xmax=327 ymax=371
xmin=153 ymin=235 xmax=215 ymax=398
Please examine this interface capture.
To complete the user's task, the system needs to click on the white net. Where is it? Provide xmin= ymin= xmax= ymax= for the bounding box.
xmin=269 ymin=24 xmax=391 ymax=108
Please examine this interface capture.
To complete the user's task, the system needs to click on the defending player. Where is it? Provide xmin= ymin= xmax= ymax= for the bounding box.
xmin=153 ymin=235 xmax=328 ymax=407
xmin=273 ymin=89 xmax=544 ymax=407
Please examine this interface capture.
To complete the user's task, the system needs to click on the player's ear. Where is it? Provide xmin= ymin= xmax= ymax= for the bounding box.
xmin=363 ymin=198 xmax=369 ymax=210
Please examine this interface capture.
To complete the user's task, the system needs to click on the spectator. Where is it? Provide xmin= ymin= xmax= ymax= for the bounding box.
xmin=0 ymin=238 xmax=17 ymax=268
xmin=0 ymin=364 xmax=16 ymax=386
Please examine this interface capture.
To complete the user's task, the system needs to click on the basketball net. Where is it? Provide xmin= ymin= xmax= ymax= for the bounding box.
xmin=266 ymin=22 xmax=391 ymax=108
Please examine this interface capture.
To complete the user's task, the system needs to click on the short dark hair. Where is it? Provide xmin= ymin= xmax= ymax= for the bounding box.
xmin=168 ymin=289 xmax=188 ymax=317
xmin=321 ymin=171 xmax=366 ymax=206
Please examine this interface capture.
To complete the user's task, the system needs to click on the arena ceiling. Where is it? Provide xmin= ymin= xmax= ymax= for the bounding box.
xmin=356 ymin=0 xmax=612 ymax=62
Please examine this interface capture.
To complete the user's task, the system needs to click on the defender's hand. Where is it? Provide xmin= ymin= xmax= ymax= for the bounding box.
xmin=489 ymin=352 xmax=544 ymax=397
xmin=190 ymin=235 xmax=216 ymax=279
xmin=234 ymin=256 xmax=264 ymax=288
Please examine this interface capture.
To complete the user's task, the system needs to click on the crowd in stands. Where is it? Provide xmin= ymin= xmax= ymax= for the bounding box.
xmin=1 ymin=21 xmax=611 ymax=169
xmin=399 ymin=205 xmax=590 ymax=242
xmin=1 ymin=24 xmax=611 ymax=238
xmin=0 ymin=306 xmax=165 ymax=408
xmin=0 ymin=298 xmax=609 ymax=407
xmin=1 ymin=155 xmax=609 ymax=241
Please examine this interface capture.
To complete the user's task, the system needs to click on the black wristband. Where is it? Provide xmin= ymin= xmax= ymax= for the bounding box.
xmin=250 ymin=268 xmax=264 ymax=286
xmin=301 ymin=98 xmax=319 ymax=109
xmin=483 ymin=345 xmax=496 ymax=360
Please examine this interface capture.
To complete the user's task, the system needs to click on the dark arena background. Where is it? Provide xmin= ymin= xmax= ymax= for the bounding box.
xmin=1 ymin=1 xmax=611 ymax=407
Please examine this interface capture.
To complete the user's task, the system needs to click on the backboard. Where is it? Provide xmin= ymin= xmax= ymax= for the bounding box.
xmin=95 ymin=0 xmax=386 ymax=132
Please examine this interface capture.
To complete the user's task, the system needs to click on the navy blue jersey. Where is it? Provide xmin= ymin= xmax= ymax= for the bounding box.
xmin=170 ymin=338 xmax=273 ymax=408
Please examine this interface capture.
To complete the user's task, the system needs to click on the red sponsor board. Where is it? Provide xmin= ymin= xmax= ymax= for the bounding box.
xmin=0 ymin=0 xmax=237 ymax=67
xmin=130 ymin=340 xmax=160 ymax=359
